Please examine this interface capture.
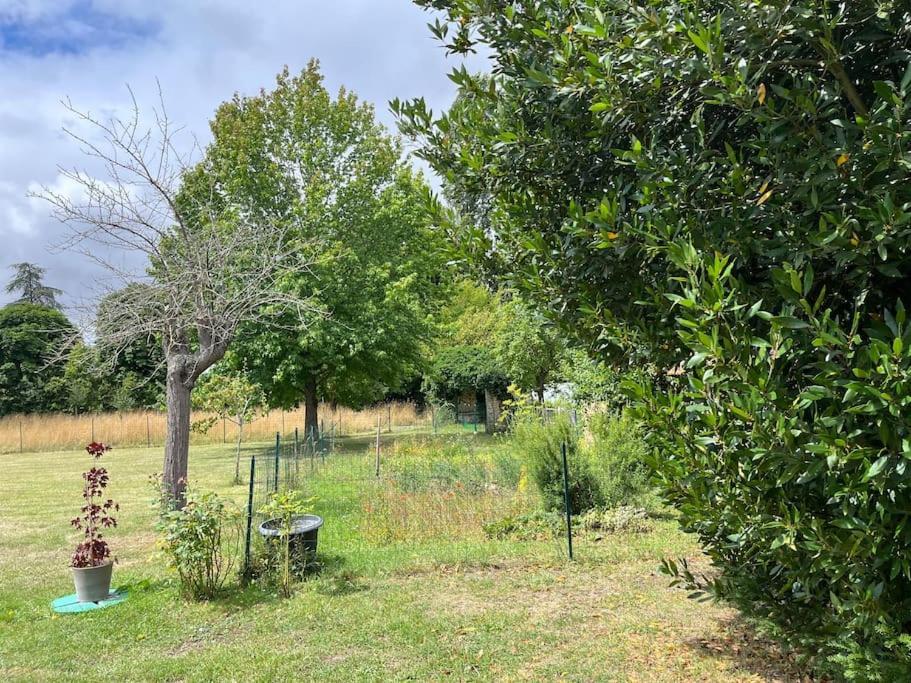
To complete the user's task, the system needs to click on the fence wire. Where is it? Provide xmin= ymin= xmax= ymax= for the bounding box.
xmin=241 ymin=413 xmax=576 ymax=579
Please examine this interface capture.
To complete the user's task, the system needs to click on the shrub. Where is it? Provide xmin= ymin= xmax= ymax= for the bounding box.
xmin=155 ymin=486 xmax=240 ymax=600
xmin=400 ymin=2 xmax=911 ymax=676
xmin=511 ymin=412 xmax=602 ymax=513
xmin=510 ymin=402 xmax=650 ymax=514
xmin=584 ymin=412 xmax=651 ymax=509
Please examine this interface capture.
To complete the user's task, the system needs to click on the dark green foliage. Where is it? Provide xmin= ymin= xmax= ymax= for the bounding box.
xmin=0 ymin=303 xmax=73 ymax=415
xmin=400 ymin=1 xmax=911 ymax=675
xmin=512 ymin=413 xmax=600 ymax=513
xmin=58 ymin=340 xmax=165 ymax=414
xmin=423 ymin=345 xmax=508 ymax=405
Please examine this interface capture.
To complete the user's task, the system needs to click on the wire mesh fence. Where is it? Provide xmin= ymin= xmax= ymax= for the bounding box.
xmin=0 ymin=401 xmax=439 ymax=454
xmin=239 ymin=411 xmax=579 ymax=580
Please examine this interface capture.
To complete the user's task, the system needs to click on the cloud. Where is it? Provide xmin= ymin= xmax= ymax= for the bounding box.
xmin=0 ymin=0 xmax=482 ymax=308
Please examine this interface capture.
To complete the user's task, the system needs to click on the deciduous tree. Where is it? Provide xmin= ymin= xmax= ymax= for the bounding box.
xmin=0 ymin=302 xmax=73 ymax=415
xmin=37 ymin=91 xmax=312 ymax=505
xmin=200 ymin=63 xmax=450 ymax=437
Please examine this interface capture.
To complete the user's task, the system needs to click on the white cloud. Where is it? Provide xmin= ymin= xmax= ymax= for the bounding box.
xmin=0 ymin=0 xmax=483 ymax=307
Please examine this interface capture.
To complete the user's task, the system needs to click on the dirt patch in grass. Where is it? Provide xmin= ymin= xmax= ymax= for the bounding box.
xmin=684 ymin=616 xmax=817 ymax=682
xmin=408 ymin=558 xmax=809 ymax=682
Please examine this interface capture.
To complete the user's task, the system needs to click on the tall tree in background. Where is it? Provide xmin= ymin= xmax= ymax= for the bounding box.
xmin=0 ymin=303 xmax=73 ymax=415
xmin=434 ymin=281 xmax=565 ymax=402
xmin=37 ymin=92 xmax=313 ymax=506
xmin=399 ymin=1 xmax=911 ymax=676
xmin=493 ymin=299 xmax=565 ymax=403
xmin=200 ymin=63 xmax=450 ymax=437
xmin=5 ymin=263 xmax=63 ymax=310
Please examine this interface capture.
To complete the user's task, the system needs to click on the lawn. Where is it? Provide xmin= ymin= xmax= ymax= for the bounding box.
xmin=0 ymin=435 xmax=803 ymax=681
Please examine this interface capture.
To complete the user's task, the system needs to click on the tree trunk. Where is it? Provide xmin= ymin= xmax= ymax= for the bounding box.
xmin=537 ymin=379 xmax=546 ymax=404
xmin=304 ymin=373 xmax=319 ymax=440
xmin=163 ymin=361 xmax=192 ymax=507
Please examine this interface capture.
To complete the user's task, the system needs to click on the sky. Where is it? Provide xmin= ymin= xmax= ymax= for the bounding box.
xmin=0 ymin=0 xmax=479 ymax=310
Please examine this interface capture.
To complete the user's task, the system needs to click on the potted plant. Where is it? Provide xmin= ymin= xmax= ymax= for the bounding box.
xmin=258 ymin=491 xmax=319 ymax=596
xmin=71 ymin=442 xmax=119 ymax=602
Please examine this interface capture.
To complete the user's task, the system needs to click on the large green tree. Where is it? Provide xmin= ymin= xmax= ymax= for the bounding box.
xmin=493 ymin=298 xmax=565 ymax=402
xmin=200 ymin=63 xmax=450 ymax=436
xmin=0 ymin=303 xmax=73 ymax=415
xmin=5 ymin=263 xmax=63 ymax=310
xmin=436 ymin=281 xmax=565 ymax=401
xmin=399 ymin=1 xmax=911 ymax=676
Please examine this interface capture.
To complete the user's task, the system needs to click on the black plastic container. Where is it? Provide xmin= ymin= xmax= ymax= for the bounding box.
xmin=258 ymin=514 xmax=324 ymax=559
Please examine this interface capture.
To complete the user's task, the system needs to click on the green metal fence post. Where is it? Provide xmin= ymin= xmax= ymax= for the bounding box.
xmin=561 ymin=441 xmax=574 ymax=560
xmin=273 ymin=432 xmax=280 ymax=492
xmin=243 ymin=454 xmax=256 ymax=583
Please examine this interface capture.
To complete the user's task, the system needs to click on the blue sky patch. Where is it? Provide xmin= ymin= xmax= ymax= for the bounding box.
xmin=0 ymin=1 xmax=158 ymax=56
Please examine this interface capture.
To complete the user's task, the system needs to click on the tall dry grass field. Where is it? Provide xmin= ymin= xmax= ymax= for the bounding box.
xmin=0 ymin=401 xmax=429 ymax=454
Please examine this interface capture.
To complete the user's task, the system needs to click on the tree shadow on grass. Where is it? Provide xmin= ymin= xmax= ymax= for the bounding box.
xmin=305 ymin=552 xmax=369 ymax=596
xmin=683 ymin=615 xmax=820 ymax=681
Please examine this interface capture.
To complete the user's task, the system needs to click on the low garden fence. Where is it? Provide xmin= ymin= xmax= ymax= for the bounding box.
xmin=240 ymin=410 xmax=581 ymax=579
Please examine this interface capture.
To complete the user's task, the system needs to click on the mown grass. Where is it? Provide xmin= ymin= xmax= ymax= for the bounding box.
xmin=0 ymin=435 xmax=805 ymax=681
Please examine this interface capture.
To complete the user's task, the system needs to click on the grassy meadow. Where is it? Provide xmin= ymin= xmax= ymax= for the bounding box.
xmin=0 ymin=402 xmax=430 ymax=454
xmin=0 ymin=433 xmax=805 ymax=681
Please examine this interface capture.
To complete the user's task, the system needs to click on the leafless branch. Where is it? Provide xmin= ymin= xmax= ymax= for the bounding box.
xmin=33 ymin=89 xmax=318 ymax=388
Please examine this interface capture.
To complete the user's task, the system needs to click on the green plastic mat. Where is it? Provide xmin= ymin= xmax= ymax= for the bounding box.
xmin=51 ymin=589 xmax=127 ymax=614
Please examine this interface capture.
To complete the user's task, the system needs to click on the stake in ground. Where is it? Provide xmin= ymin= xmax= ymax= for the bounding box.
xmin=1 ymin=434 xmax=804 ymax=681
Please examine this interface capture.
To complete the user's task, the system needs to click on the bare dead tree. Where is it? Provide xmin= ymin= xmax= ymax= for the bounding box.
xmin=35 ymin=88 xmax=313 ymax=506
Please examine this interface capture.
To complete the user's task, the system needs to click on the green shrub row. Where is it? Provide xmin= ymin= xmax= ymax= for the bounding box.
xmin=509 ymin=407 xmax=651 ymax=514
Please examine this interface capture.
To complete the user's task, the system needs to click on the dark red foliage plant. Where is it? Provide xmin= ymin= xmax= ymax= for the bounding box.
xmin=71 ymin=442 xmax=119 ymax=568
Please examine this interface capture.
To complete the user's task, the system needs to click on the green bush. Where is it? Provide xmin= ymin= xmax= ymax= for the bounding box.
xmin=510 ymin=413 xmax=589 ymax=513
xmin=399 ymin=1 xmax=911 ymax=676
xmin=584 ymin=412 xmax=651 ymax=509
xmin=510 ymin=399 xmax=650 ymax=515
xmin=155 ymin=487 xmax=241 ymax=600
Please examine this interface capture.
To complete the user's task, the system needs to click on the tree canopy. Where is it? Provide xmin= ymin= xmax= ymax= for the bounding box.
xmin=199 ymin=62 xmax=451 ymax=435
xmin=0 ymin=302 xmax=73 ymax=415
xmin=399 ymin=0 xmax=911 ymax=676
xmin=5 ymin=263 xmax=62 ymax=310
